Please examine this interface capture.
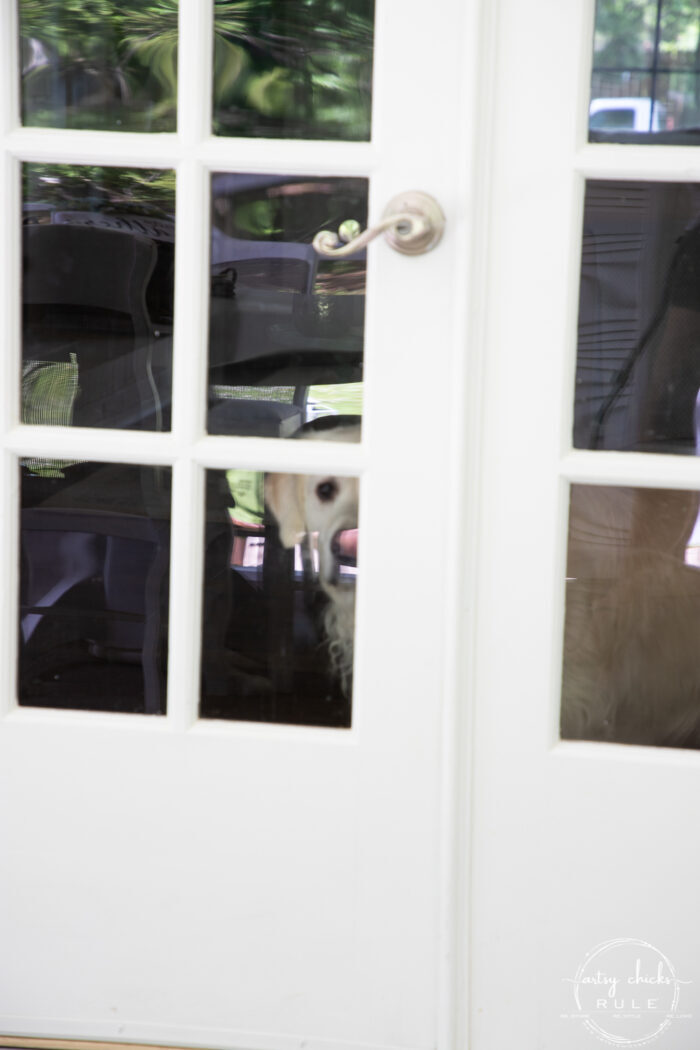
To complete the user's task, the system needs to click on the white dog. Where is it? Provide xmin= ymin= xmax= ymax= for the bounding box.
xmin=265 ymin=420 xmax=360 ymax=695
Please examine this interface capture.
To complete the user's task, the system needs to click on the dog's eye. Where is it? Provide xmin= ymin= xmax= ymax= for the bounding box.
xmin=315 ymin=479 xmax=338 ymax=503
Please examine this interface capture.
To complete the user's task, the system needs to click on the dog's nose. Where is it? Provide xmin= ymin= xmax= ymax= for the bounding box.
xmin=332 ymin=529 xmax=358 ymax=559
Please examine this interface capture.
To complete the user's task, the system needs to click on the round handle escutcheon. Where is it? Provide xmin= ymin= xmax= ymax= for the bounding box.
xmin=312 ymin=191 xmax=445 ymax=258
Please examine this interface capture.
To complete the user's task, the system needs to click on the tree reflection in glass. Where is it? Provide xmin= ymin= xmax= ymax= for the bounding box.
xmin=590 ymin=0 xmax=700 ymax=144
xmin=19 ymin=0 xmax=178 ymax=132
xmin=212 ymin=0 xmax=374 ymax=140
xmin=19 ymin=0 xmax=375 ymax=140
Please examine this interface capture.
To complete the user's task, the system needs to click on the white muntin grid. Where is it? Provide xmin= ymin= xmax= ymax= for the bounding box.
xmin=0 ymin=0 xmax=378 ymax=731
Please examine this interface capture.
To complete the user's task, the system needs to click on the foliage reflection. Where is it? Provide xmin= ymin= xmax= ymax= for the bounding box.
xmin=212 ymin=0 xmax=374 ymax=140
xmin=19 ymin=0 xmax=375 ymax=140
xmin=590 ymin=0 xmax=700 ymax=143
xmin=19 ymin=0 xmax=178 ymax=131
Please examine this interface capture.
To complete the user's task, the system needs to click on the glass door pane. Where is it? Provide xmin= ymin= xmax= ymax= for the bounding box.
xmin=19 ymin=0 xmax=178 ymax=131
xmin=212 ymin=0 xmax=374 ymax=140
xmin=20 ymin=460 xmax=171 ymax=715
xmin=22 ymin=163 xmax=175 ymax=432
xmin=574 ymin=179 xmax=700 ymax=454
xmin=589 ymin=0 xmax=700 ymax=144
xmin=208 ymin=172 xmax=367 ymax=438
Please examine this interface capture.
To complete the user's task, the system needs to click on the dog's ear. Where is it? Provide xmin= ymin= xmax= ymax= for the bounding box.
xmin=265 ymin=473 xmax=306 ymax=548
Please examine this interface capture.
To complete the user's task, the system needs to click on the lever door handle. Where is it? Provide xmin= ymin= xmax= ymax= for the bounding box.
xmin=312 ymin=191 xmax=445 ymax=258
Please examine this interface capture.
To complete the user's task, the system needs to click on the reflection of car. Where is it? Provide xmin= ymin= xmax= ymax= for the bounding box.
xmin=22 ymin=220 xmax=174 ymax=432
xmin=207 ymin=173 xmax=367 ymax=437
xmin=589 ymin=97 xmax=665 ymax=134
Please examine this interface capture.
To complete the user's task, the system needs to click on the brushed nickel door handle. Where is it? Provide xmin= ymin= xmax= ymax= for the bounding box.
xmin=312 ymin=190 xmax=445 ymax=258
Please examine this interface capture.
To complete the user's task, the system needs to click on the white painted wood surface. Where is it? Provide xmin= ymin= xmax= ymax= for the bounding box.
xmin=0 ymin=1 xmax=481 ymax=1048
xmin=470 ymin=1 xmax=700 ymax=1048
xmin=11 ymin=1 xmax=695 ymax=1047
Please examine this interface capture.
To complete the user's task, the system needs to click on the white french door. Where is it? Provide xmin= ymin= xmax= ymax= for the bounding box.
xmin=472 ymin=0 xmax=700 ymax=1048
xmin=0 ymin=2 xmax=479 ymax=1050
xmin=10 ymin=1 xmax=696 ymax=1049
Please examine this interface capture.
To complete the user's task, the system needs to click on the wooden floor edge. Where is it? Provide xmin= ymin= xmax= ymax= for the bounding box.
xmin=0 ymin=1038 xmax=208 ymax=1050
